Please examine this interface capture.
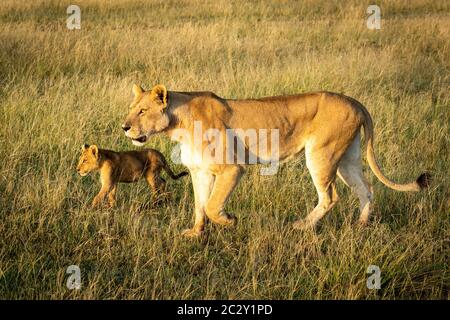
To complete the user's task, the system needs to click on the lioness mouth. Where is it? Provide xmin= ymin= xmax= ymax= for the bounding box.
xmin=133 ymin=136 xmax=147 ymax=143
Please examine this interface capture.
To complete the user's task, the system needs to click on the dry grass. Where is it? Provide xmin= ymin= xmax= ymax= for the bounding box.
xmin=0 ymin=0 xmax=448 ymax=299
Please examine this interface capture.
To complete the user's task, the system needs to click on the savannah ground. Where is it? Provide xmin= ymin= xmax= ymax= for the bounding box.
xmin=0 ymin=0 xmax=448 ymax=299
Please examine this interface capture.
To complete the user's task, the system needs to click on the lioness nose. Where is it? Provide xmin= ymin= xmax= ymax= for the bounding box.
xmin=122 ymin=124 xmax=131 ymax=132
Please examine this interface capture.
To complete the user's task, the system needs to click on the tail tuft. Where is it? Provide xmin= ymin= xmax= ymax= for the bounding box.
xmin=175 ymin=171 xmax=189 ymax=179
xmin=416 ymin=172 xmax=432 ymax=190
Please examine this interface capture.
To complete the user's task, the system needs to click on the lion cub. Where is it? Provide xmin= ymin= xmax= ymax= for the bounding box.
xmin=76 ymin=144 xmax=187 ymax=208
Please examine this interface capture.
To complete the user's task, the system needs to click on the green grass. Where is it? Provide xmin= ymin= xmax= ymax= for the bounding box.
xmin=0 ymin=0 xmax=448 ymax=299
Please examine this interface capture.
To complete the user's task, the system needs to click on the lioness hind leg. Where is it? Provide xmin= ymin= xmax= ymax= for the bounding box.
xmin=337 ymin=136 xmax=373 ymax=226
xmin=293 ymin=179 xmax=339 ymax=230
xmin=294 ymin=146 xmax=340 ymax=230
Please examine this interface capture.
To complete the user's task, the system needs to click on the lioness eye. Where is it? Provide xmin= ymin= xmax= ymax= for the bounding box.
xmin=138 ymin=109 xmax=145 ymax=115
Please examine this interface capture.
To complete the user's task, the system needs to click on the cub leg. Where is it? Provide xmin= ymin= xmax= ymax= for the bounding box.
xmin=145 ymin=170 xmax=166 ymax=196
xmin=92 ymin=184 xmax=112 ymax=208
xmin=107 ymin=184 xmax=117 ymax=208
xmin=92 ymin=167 xmax=113 ymax=209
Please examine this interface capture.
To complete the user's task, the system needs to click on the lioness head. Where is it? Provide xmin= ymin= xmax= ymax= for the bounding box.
xmin=122 ymin=84 xmax=170 ymax=146
xmin=76 ymin=144 xmax=100 ymax=176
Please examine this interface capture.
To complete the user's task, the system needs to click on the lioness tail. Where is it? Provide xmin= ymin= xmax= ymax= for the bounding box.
xmin=359 ymin=104 xmax=431 ymax=192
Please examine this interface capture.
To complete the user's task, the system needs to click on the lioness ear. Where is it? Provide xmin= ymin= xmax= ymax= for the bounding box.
xmin=132 ymin=84 xmax=144 ymax=98
xmin=150 ymin=84 xmax=168 ymax=108
xmin=82 ymin=144 xmax=89 ymax=151
xmin=90 ymin=145 xmax=99 ymax=158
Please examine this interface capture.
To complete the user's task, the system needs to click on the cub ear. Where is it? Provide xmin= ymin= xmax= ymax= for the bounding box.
xmin=82 ymin=144 xmax=89 ymax=151
xmin=89 ymin=145 xmax=99 ymax=158
xmin=132 ymin=84 xmax=144 ymax=98
xmin=150 ymin=84 xmax=168 ymax=108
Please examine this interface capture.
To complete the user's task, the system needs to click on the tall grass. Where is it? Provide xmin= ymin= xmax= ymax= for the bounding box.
xmin=0 ymin=0 xmax=448 ymax=299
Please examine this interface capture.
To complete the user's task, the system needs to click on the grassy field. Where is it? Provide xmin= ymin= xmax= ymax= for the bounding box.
xmin=0 ymin=0 xmax=448 ymax=299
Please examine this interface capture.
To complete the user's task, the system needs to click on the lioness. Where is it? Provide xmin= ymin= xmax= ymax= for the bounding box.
xmin=76 ymin=144 xmax=188 ymax=208
xmin=122 ymin=84 xmax=430 ymax=237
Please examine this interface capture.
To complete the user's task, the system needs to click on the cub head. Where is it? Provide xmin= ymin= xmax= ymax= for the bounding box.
xmin=76 ymin=144 xmax=100 ymax=176
xmin=122 ymin=84 xmax=170 ymax=146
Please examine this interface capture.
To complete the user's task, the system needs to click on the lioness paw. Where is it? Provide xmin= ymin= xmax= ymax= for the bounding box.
xmin=210 ymin=213 xmax=238 ymax=227
xmin=293 ymin=219 xmax=315 ymax=231
xmin=181 ymin=228 xmax=203 ymax=238
xmin=357 ymin=218 xmax=369 ymax=228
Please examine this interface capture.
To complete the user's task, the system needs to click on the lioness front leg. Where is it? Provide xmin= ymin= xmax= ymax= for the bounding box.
xmin=204 ymin=165 xmax=244 ymax=227
xmin=182 ymin=169 xmax=215 ymax=237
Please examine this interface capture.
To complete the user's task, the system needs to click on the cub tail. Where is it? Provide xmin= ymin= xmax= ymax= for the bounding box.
xmin=162 ymin=161 xmax=188 ymax=180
